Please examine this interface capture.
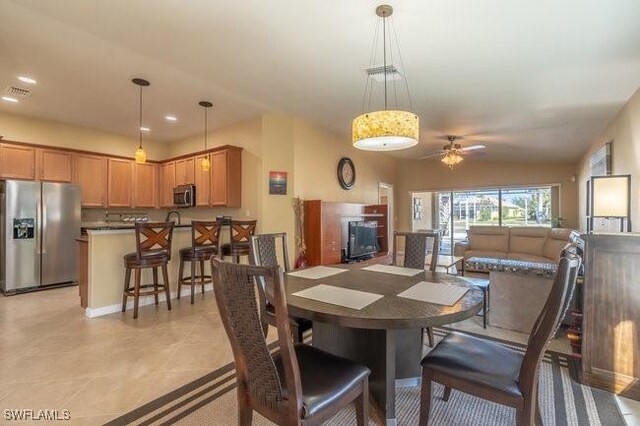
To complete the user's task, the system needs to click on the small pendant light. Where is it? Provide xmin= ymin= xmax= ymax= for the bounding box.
xmin=132 ymin=78 xmax=150 ymax=164
xmin=199 ymin=100 xmax=213 ymax=171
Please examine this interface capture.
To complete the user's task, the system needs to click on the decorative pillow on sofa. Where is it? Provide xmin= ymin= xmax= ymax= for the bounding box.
xmin=509 ymin=227 xmax=549 ymax=256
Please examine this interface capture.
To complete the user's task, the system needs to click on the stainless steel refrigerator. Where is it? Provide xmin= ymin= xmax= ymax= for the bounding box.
xmin=1 ymin=180 xmax=81 ymax=294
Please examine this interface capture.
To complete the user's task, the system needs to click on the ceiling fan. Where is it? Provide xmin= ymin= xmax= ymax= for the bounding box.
xmin=420 ymin=136 xmax=486 ymax=168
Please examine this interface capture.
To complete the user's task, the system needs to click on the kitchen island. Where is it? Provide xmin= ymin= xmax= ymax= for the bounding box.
xmin=80 ymin=225 xmax=203 ymax=318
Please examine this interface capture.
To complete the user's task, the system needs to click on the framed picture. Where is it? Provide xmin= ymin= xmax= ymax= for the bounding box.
xmin=268 ymin=171 xmax=287 ymax=195
xmin=413 ymin=197 xmax=423 ymax=220
xmin=589 ymin=141 xmax=612 ymax=176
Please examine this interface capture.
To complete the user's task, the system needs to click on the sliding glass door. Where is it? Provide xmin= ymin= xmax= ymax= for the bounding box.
xmin=434 ymin=186 xmax=552 ymax=255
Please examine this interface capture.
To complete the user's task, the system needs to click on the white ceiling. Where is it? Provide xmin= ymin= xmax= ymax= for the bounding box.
xmin=1 ymin=0 xmax=639 ymax=162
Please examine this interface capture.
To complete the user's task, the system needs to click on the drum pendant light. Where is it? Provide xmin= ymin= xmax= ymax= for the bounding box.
xmin=352 ymin=5 xmax=419 ymax=151
xmin=132 ymin=78 xmax=150 ymax=164
xmin=199 ymin=101 xmax=213 ymax=171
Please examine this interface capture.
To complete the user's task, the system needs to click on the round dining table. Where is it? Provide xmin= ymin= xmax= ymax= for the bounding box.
xmin=283 ymin=264 xmax=484 ymax=426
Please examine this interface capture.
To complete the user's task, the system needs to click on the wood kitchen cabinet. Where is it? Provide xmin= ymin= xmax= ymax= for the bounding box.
xmin=37 ymin=149 xmax=73 ymax=182
xmin=107 ymin=158 xmax=133 ymax=207
xmin=210 ymin=148 xmax=242 ymax=207
xmin=160 ymin=161 xmax=176 ymax=208
xmin=74 ymin=154 xmax=107 ymax=207
xmin=175 ymin=157 xmax=195 ymax=186
xmin=194 ymin=154 xmax=211 ymax=206
xmin=133 ymin=162 xmax=158 ymax=208
xmin=0 ymin=143 xmax=36 ymax=180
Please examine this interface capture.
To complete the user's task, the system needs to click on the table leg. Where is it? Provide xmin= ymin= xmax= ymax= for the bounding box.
xmin=313 ymin=322 xmax=422 ymax=425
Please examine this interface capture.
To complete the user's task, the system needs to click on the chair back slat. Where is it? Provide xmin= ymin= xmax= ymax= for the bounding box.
xmin=135 ymin=222 xmax=175 ymax=258
xmin=191 ymin=220 xmax=222 ymax=250
xmin=211 ymin=259 xmax=302 ymax=416
xmin=393 ymin=231 xmax=440 ymax=271
xmin=518 ymin=252 xmax=580 ymax=397
xmin=230 ymin=220 xmax=257 ymax=244
xmin=250 ymin=233 xmax=290 ymax=271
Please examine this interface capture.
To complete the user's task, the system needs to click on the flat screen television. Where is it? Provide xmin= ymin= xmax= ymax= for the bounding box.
xmin=347 ymin=220 xmax=379 ymax=260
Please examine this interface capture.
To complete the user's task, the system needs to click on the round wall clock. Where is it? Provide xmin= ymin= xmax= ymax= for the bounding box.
xmin=337 ymin=157 xmax=356 ymax=190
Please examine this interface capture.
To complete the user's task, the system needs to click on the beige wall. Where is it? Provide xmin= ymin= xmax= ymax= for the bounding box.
xmin=293 ymin=118 xmax=397 ymax=206
xmin=395 ymin=159 xmax=579 ymax=232
xmin=411 ymin=192 xmax=434 ymax=231
xmin=0 ymin=110 xmax=168 ymax=160
xmin=577 ymin=88 xmax=640 ymax=231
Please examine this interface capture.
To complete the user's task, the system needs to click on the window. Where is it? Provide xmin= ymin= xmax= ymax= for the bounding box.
xmin=434 ymin=186 xmax=553 ymax=254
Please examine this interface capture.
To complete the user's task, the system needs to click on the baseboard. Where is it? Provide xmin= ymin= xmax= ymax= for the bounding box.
xmin=85 ymin=284 xmax=214 ymax=318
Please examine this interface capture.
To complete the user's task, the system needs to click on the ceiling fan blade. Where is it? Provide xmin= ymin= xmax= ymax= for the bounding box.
xmin=418 ymin=151 xmax=445 ymax=160
xmin=460 ymin=144 xmax=486 ymax=152
xmin=461 ymin=151 xmax=486 ymax=157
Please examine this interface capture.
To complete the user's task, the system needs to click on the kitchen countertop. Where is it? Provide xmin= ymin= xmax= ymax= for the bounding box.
xmin=81 ymin=221 xmax=192 ymax=230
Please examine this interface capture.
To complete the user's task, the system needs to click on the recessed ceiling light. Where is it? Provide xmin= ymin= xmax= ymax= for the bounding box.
xmin=140 ymin=127 xmax=150 ymax=132
xmin=2 ymin=96 xmax=19 ymax=103
xmin=18 ymin=76 xmax=37 ymax=85
xmin=165 ymin=115 xmax=177 ymax=122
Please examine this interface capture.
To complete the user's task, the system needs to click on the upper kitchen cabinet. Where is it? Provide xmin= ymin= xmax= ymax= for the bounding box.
xmin=107 ymin=158 xmax=133 ymax=207
xmin=133 ymin=162 xmax=158 ymax=208
xmin=0 ymin=143 xmax=36 ymax=180
xmin=74 ymin=154 xmax=107 ymax=208
xmin=160 ymin=161 xmax=176 ymax=208
xmin=37 ymin=149 xmax=73 ymax=182
xmin=175 ymin=157 xmax=195 ymax=186
xmin=194 ymin=154 xmax=211 ymax=206
xmin=211 ymin=147 xmax=242 ymax=207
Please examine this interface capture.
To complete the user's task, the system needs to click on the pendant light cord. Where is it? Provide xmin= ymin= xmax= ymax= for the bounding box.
xmin=383 ymin=11 xmax=387 ymax=110
xmin=138 ymin=86 xmax=143 ymax=149
xmin=204 ymin=107 xmax=208 ymax=150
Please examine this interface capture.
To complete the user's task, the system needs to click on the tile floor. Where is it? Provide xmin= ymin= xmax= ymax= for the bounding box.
xmin=0 ymin=285 xmax=636 ymax=425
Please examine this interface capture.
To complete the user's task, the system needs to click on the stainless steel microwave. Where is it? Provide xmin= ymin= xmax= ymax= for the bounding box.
xmin=173 ymin=184 xmax=196 ymax=207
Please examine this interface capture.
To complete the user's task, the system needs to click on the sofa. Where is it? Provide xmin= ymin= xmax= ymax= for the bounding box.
xmin=454 ymin=226 xmax=574 ymax=270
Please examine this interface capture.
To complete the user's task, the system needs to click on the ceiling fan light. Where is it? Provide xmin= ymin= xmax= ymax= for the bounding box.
xmin=352 ymin=110 xmax=419 ymax=151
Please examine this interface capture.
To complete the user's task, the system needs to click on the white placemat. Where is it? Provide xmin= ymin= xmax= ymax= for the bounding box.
xmin=397 ymin=281 xmax=469 ymax=306
xmin=292 ymin=284 xmax=383 ymax=310
xmin=287 ymin=266 xmax=347 ymax=280
xmin=361 ymin=264 xmax=424 ymax=277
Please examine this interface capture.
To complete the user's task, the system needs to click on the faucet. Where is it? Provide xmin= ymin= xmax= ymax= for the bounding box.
xmin=165 ymin=210 xmax=181 ymax=225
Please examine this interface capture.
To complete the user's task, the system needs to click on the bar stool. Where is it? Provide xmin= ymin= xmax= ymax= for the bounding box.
xmin=122 ymin=222 xmax=175 ymax=319
xmin=220 ymin=219 xmax=257 ymax=263
xmin=177 ymin=220 xmax=222 ymax=304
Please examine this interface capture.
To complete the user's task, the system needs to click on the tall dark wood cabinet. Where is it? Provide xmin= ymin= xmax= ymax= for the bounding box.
xmin=579 ymin=233 xmax=640 ymax=400
xmin=304 ymin=201 xmax=389 ymax=266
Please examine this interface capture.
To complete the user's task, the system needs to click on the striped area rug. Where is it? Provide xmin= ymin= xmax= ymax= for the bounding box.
xmin=108 ymin=330 xmax=625 ymax=426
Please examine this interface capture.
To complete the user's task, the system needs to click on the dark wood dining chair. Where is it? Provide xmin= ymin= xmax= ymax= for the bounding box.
xmin=211 ymin=259 xmax=370 ymax=426
xmin=419 ymin=253 xmax=580 ymax=426
xmin=177 ymin=220 xmax=222 ymax=304
xmin=221 ymin=219 xmax=257 ymax=263
xmin=249 ymin=232 xmax=312 ymax=343
xmin=122 ymin=222 xmax=175 ymax=319
xmin=392 ymin=230 xmax=440 ymax=346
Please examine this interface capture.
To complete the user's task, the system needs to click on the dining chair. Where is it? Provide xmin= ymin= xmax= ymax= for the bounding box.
xmin=419 ymin=252 xmax=580 ymax=426
xmin=211 ymin=259 xmax=370 ymax=426
xmin=221 ymin=219 xmax=257 ymax=263
xmin=177 ymin=220 xmax=222 ymax=304
xmin=122 ymin=222 xmax=175 ymax=319
xmin=249 ymin=232 xmax=313 ymax=342
xmin=392 ymin=230 xmax=440 ymax=346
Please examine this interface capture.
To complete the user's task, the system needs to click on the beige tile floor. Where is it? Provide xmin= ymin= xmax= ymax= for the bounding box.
xmin=0 ymin=285 xmax=637 ymax=425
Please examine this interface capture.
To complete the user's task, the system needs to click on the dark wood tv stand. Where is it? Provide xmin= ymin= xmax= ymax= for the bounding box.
xmin=304 ymin=200 xmax=388 ymax=266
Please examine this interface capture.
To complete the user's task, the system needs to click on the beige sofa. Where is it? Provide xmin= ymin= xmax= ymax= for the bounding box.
xmin=454 ymin=226 xmax=573 ymax=268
